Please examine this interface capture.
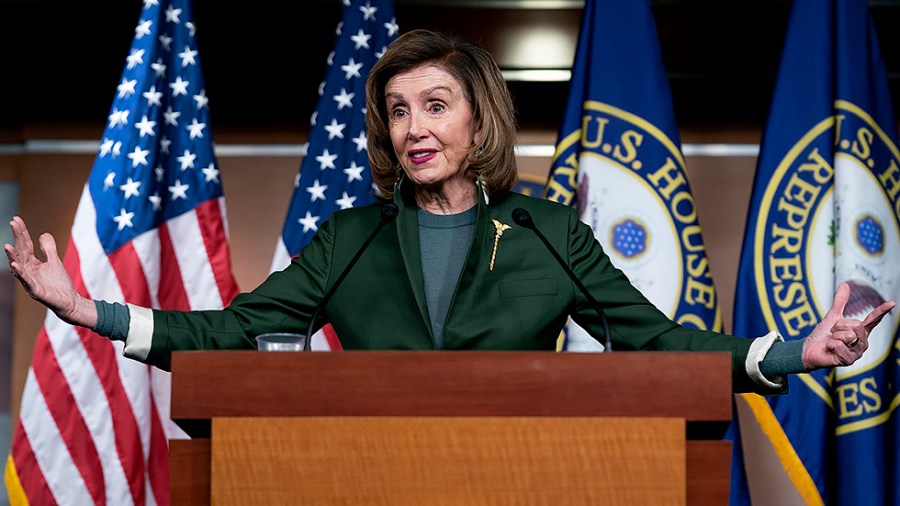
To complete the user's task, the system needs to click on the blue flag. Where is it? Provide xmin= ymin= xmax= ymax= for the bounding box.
xmin=545 ymin=0 xmax=722 ymax=351
xmin=271 ymin=0 xmax=398 ymax=272
xmin=730 ymin=0 xmax=900 ymax=503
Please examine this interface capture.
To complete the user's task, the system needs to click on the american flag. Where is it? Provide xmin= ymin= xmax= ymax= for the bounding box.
xmin=5 ymin=0 xmax=238 ymax=504
xmin=269 ymin=0 xmax=397 ymax=350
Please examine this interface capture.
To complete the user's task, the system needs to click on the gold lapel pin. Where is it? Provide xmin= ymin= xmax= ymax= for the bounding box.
xmin=490 ymin=219 xmax=512 ymax=271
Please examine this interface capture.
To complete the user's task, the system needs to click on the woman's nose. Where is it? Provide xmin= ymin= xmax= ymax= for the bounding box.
xmin=407 ymin=112 xmax=429 ymax=140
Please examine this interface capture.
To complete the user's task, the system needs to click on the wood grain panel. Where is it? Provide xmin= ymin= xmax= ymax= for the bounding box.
xmin=211 ymin=416 xmax=686 ymax=506
xmin=171 ymin=426 xmax=734 ymax=504
xmin=169 ymin=439 xmax=211 ymax=506
xmin=687 ymin=440 xmax=731 ymax=506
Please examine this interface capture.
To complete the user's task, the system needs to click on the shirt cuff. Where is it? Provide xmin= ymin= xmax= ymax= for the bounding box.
xmin=746 ymin=330 xmax=786 ymax=390
xmin=123 ymin=304 xmax=154 ymax=362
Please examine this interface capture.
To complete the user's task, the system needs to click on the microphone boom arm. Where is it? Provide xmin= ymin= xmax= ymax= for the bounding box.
xmin=303 ymin=203 xmax=399 ymax=350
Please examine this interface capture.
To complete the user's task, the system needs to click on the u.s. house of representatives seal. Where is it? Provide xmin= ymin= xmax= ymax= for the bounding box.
xmin=754 ymin=100 xmax=899 ymax=434
xmin=547 ymin=101 xmax=722 ymax=332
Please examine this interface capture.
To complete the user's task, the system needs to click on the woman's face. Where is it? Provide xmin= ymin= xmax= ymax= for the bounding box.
xmin=385 ymin=64 xmax=481 ymax=190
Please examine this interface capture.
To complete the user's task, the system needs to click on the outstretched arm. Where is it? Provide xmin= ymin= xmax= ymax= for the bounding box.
xmin=5 ymin=216 xmax=98 ymax=328
xmin=802 ymin=281 xmax=895 ymax=369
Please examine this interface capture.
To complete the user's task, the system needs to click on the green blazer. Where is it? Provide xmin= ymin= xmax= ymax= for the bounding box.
xmin=147 ymin=182 xmax=774 ymax=393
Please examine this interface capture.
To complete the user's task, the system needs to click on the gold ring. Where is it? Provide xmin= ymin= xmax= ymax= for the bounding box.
xmin=848 ymin=337 xmax=860 ymax=348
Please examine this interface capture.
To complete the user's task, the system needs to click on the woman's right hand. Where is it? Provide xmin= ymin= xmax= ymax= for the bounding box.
xmin=5 ymin=216 xmax=98 ymax=329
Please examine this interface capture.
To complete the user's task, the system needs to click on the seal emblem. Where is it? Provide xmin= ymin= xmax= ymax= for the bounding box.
xmin=754 ymin=101 xmax=900 ymax=434
xmin=547 ymin=101 xmax=721 ymax=331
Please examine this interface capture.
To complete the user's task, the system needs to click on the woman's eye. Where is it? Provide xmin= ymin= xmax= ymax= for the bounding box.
xmin=429 ymin=103 xmax=446 ymax=113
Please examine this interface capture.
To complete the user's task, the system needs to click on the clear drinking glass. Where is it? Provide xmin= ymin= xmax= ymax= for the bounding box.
xmin=255 ymin=333 xmax=307 ymax=351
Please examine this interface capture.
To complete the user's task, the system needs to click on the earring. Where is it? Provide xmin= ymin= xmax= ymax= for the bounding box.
xmin=474 ymin=148 xmax=484 ymax=158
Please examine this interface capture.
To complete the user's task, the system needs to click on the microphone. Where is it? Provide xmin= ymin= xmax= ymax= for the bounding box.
xmin=303 ymin=203 xmax=399 ymax=350
xmin=512 ymin=207 xmax=612 ymax=352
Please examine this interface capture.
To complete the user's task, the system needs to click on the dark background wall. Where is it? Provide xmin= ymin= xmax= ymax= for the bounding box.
xmin=3 ymin=0 xmax=900 ymax=140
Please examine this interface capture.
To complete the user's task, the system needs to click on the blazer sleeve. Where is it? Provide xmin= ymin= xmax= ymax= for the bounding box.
xmin=143 ymin=214 xmax=337 ymax=370
xmin=564 ymin=208 xmax=783 ymax=395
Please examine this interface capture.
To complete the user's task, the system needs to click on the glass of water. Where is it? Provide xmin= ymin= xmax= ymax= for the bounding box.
xmin=255 ymin=333 xmax=307 ymax=351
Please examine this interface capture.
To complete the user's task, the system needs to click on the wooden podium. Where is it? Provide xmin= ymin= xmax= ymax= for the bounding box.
xmin=168 ymin=351 xmax=733 ymax=505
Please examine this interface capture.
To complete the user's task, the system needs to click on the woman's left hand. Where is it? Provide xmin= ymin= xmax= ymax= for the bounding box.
xmin=802 ymin=281 xmax=896 ymax=370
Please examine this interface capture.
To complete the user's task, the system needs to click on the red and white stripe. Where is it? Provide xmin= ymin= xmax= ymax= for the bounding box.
xmin=7 ymin=185 xmax=238 ymax=505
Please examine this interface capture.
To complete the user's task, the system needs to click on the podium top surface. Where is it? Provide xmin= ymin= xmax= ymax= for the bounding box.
xmin=170 ymin=350 xmax=732 ymax=424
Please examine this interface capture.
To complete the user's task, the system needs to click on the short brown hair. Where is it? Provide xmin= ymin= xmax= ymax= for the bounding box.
xmin=366 ymin=29 xmax=519 ymax=200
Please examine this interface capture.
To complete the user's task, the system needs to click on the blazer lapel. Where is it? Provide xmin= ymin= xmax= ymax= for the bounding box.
xmin=455 ymin=181 xmax=492 ymax=290
xmin=394 ymin=180 xmax=433 ymax=340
